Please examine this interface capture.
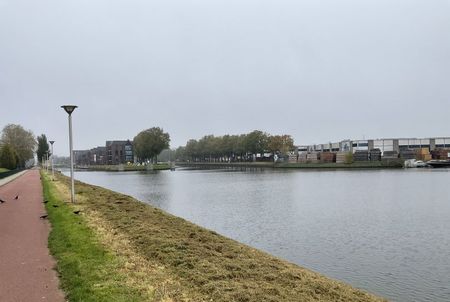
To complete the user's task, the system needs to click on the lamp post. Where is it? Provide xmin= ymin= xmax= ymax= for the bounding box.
xmin=61 ymin=105 xmax=78 ymax=203
xmin=49 ymin=140 xmax=55 ymax=179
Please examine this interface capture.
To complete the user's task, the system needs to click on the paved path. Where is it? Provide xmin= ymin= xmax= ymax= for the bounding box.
xmin=0 ymin=169 xmax=65 ymax=302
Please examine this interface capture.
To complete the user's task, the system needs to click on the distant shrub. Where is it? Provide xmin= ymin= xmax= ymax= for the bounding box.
xmin=0 ymin=144 xmax=18 ymax=170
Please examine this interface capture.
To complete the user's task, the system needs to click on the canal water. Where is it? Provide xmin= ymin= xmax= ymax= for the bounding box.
xmin=64 ymin=168 xmax=450 ymax=302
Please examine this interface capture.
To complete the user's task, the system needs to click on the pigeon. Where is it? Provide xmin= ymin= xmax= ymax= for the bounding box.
xmin=39 ymin=214 xmax=48 ymax=219
xmin=73 ymin=210 xmax=81 ymax=215
xmin=14 ymin=195 xmax=19 ymax=200
xmin=0 ymin=198 xmax=6 ymax=204
xmin=52 ymin=205 xmax=59 ymax=208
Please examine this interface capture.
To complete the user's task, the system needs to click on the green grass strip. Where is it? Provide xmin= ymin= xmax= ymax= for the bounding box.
xmin=41 ymin=172 xmax=148 ymax=302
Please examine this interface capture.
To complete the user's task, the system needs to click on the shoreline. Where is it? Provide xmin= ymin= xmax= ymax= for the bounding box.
xmin=176 ymin=160 xmax=404 ymax=170
xmin=72 ymin=160 xmax=404 ymax=172
xmin=75 ymin=163 xmax=171 ymax=172
xmin=41 ymin=170 xmax=385 ymax=301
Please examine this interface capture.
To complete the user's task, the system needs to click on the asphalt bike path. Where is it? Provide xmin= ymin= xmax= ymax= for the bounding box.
xmin=0 ymin=169 xmax=65 ymax=302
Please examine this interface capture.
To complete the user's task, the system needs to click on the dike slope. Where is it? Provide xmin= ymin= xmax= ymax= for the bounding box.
xmin=43 ymin=171 xmax=385 ymax=302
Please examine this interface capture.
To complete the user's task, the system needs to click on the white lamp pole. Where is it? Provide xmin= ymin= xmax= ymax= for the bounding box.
xmin=61 ymin=105 xmax=78 ymax=203
xmin=49 ymin=140 xmax=55 ymax=179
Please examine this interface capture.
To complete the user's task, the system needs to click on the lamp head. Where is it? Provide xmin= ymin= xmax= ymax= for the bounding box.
xmin=49 ymin=140 xmax=55 ymax=145
xmin=61 ymin=105 xmax=78 ymax=115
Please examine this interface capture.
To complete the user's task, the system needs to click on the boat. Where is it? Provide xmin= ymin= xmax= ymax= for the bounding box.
xmin=404 ymin=159 xmax=429 ymax=168
xmin=414 ymin=160 xmax=429 ymax=168
xmin=426 ymin=160 xmax=450 ymax=168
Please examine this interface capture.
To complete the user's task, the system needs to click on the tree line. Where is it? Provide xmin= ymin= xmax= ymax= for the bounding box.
xmin=1 ymin=124 xmax=293 ymax=168
xmin=168 ymin=130 xmax=294 ymax=162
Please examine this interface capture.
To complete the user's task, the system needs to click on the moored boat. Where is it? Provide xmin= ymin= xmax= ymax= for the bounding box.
xmin=426 ymin=160 xmax=450 ymax=168
xmin=404 ymin=159 xmax=429 ymax=168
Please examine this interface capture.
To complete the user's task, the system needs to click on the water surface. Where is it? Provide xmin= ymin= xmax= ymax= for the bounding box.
xmin=65 ymin=168 xmax=450 ymax=302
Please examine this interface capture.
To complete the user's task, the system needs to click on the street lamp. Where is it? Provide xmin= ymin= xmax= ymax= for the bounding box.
xmin=61 ymin=105 xmax=78 ymax=203
xmin=49 ymin=140 xmax=55 ymax=179
xmin=46 ymin=151 xmax=49 ymax=172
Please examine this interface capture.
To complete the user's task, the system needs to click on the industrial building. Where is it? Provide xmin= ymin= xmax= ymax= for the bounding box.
xmin=295 ymin=137 xmax=450 ymax=163
xmin=298 ymin=137 xmax=450 ymax=154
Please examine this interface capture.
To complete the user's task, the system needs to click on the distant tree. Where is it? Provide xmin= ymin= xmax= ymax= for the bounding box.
xmin=0 ymin=124 xmax=36 ymax=167
xmin=175 ymin=146 xmax=186 ymax=161
xmin=36 ymin=134 xmax=50 ymax=164
xmin=133 ymin=127 xmax=170 ymax=163
xmin=232 ymin=134 xmax=247 ymax=160
xmin=185 ymin=139 xmax=199 ymax=161
xmin=268 ymin=135 xmax=294 ymax=155
xmin=0 ymin=144 xmax=18 ymax=170
xmin=180 ymin=130 xmax=296 ymax=163
xmin=198 ymin=135 xmax=216 ymax=161
xmin=244 ymin=130 xmax=269 ymax=156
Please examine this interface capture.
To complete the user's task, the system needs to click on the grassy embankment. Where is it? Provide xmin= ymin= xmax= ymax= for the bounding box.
xmin=77 ymin=163 xmax=170 ymax=171
xmin=0 ymin=167 xmax=10 ymax=173
xmin=41 ymin=171 xmax=385 ymax=302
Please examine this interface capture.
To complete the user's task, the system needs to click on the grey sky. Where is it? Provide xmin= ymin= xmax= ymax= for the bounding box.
xmin=1 ymin=0 xmax=449 ymax=155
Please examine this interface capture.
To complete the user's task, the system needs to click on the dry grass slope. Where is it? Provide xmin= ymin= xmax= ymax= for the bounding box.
xmin=51 ymin=172 xmax=386 ymax=302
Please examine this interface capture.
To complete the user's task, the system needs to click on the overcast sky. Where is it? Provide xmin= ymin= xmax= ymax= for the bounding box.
xmin=1 ymin=0 xmax=449 ymax=155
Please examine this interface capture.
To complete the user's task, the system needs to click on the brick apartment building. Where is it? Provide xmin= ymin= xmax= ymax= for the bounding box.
xmin=90 ymin=146 xmax=107 ymax=165
xmin=106 ymin=140 xmax=134 ymax=165
xmin=74 ymin=140 xmax=134 ymax=166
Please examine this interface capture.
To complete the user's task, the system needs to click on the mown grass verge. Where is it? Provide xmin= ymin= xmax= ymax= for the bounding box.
xmin=41 ymin=171 xmax=151 ymax=302
xmin=0 ymin=167 xmax=10 ymax=173
xmin=43 ymin=170 xmax=386 ymax=302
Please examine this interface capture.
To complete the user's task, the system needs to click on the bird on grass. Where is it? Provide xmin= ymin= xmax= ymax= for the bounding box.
xmin=52 ymin=205 xmax=59 ymax=208
xmin=43 ymin=200 xmax=49 ymax=204
xmin=73 ymin=210 xmax=81 ymax=215
xmin=39 ymin=214 xmax=48 ymax=219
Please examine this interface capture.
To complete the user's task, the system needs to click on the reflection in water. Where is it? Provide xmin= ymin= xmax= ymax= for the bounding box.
xmin=65 ymin=168 xmax=450 ymax=302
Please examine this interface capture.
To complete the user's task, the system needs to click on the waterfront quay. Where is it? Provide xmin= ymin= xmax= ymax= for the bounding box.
xmin=295 ymin=136 xmax=450 ymax=163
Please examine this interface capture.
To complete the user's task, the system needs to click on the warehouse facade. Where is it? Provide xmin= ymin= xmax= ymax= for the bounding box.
xmin=298 ymin=137 xmax=450 ymax=154
xmin=295 ymin=137 xmax=450 ymax=163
